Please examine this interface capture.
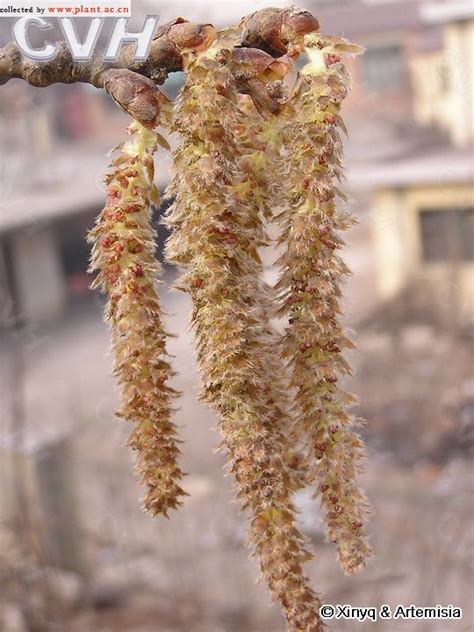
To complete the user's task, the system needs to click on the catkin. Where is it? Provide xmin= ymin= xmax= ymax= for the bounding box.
xmin=89 ymin=122 xmax=187 ymax=517
xmin=165 ymin=47 xmax=323 ymax=631
xmin=233 ymin=94 xmax=308 ymax=489
xmin=276 ymin=35 xmax=372 ymax=574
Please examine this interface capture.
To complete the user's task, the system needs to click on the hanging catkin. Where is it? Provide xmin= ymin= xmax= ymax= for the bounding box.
xmin=233 ymin=93 xmax=308 ymax=489
xmin=165 ymin=46 xmax=322 ymax=631
xmin=89 ymin=121 xmax=187 ymax=517
xmin=276 ymin=34 xmax=372 ymax=575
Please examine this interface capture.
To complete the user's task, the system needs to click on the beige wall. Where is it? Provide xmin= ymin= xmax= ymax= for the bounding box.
xmin=344 ymin=31 xmax=414 ymax=124
xmin=372 ymin=184 xmax=474 ymax=323
xmin=411 ymin=49 xmax=451 ymax=132
xmin=444 ymin=19 xmax=474 ymax=146
xmin=411 ymin=19 xmax=474 ymax=146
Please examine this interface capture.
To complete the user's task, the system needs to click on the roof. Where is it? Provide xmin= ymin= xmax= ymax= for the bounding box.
xmin=316 ymin=0 xmax=423 ymax=38
xmin=315 ymin=1 xmax=468 ymax=49
xmin=421 ymin=2 xmax=474 ymax=24
xmin=0 ymin=144 xmax=170 ymax=235
xmin=349 ymin=144 xmax=474 ymax=190
xmin=0 ymin=148 xmax=108 ymax=235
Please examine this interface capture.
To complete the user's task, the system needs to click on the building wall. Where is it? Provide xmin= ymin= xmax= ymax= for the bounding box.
xmin=372 ymin=184 xmax=474 ymax=323
xmin=344 ymin=31 xmax=414 ymax=123
xmin=10 ymin=225 xmax=67 ymax=322
xmin=444 ymin=19 xmax=474 ymax=146
xmin=411 ymin=18 xmax=474 ymax=146
xmin=410 ymin=49 xmax=451 ymax=132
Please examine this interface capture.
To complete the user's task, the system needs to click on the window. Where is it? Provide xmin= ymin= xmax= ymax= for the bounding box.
xmin=419 ymin=208 xmax=474 ymax=262
xmin=363 ymin=44 xmax=403 ymax=91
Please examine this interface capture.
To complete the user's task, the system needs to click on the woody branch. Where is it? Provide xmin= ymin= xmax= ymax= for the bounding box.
xmin=0 ymin=8 xmax=319 ymax=127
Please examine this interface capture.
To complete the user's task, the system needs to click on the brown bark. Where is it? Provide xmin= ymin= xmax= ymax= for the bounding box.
xmin=0 ymin=18 xmax=215 ymax=87
xmin=0 ymin=8 xmax=319 ymax=125
xmin=0 ymin=11 xmax=318 ymax=78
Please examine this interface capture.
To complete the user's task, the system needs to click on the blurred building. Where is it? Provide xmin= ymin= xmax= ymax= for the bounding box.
xmin=411 ymin=2 xmax=474 ymax=146
xmin=318 ymin=0 xmax=422 ymax=126
xmin=0 ymin=0 xmax=472 ymax=327
xmin=0 ymin=84 xmax=129 ymax=322
xmin=317 ymin=0 xmax=473 ymax=327
xmin=370 ymin=3 xmax=474 ymax=326
xmin=0 ymin=5 xmax=473 ymax=630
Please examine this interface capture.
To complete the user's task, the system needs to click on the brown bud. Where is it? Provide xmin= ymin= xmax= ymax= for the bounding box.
xmin=242 ymin=7 xmax=319 ymax=56
xmin=231 ymin=48 xmax=289 ymax=80
xmin=168 ymin=22 xmax=217 ymax=52
xmin=284 ymin=8 xmax=320 ymax=40
xmin=103 ymin=69 xmax=167 ymax=128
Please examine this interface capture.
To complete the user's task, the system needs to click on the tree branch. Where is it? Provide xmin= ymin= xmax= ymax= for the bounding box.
xmin=0 ymin=7 xmax=319 ymax=126
xmin=0 ymin=18 xmax=215 ymax=87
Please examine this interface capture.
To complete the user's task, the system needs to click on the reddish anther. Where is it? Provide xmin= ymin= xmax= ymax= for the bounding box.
xmin=226 ymin=235 xmax=238 ymax=246
xmin=127 ymin=241 xmax=144 ymax=254
xmin=131 ymin=263 xmax=144 ymax=277
xmin=324 ymin=53 xmax=341 ymax=66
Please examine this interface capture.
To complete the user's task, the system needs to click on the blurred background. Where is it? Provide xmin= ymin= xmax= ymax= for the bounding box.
xmin=0 ymin=1 xmax=473 ymax=630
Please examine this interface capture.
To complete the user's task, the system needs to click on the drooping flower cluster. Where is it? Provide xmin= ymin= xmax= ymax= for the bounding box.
xmin=276 ymin=34 xmax=372 ymax=574
xmin=233 ymin=94 xmax=308 ymax=490
xmin=89 ymin=121 xmax=187 ymax=517
xmin=81 ymin=13 xmax=370 ymax=631
xmin=165 ymin=47 xmax=322 ymax=631
xmin=1 ymin=4 xmax=375 ymax=630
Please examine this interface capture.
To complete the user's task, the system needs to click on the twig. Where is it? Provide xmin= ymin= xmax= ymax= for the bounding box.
xmin=0 ymin=8 xmax=319 ymax=126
